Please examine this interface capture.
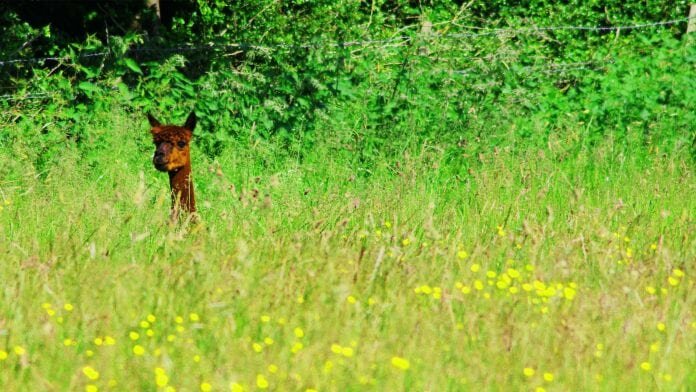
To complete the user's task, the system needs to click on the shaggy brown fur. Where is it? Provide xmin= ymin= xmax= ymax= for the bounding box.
xmin=147 ymin=112 xmax=197 ymax=219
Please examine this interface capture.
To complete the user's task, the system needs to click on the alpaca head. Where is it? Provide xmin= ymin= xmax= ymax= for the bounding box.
xmin=147 ymin=112 xmax=196 ymax=172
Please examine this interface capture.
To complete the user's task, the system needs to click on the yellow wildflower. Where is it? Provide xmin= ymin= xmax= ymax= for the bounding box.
xmin=563 ymin=287 xmax=576 ymax=300
xmin=433 ymin=287 xmax=442 ymax=299
xmin=256 ymin=374 xmax=269 ymax=389
xmin=391 ymin=356 xmax=410 ymax=370
xmin=230 ymin=383 xmax=245 ymax=392
xmin=155 ymin=372 xmax=169 ymax=387
xmin=82 ymin=366 xmax=100 ymax=380
xmin=291 ymin=342 xmax=303 ymax=353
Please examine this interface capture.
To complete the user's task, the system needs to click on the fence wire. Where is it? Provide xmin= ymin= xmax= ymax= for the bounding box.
xmin=0 ymin=16 xmax=691 ymax=67
xmin=0 ymin=16 xmax=690 ymax=103
xmin=446 ymin=16 xmax=693 ymax=38
xmin=0 ymin=59 xmax=613 ymax=103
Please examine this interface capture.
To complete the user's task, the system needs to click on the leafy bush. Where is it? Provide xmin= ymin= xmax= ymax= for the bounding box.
xmin=1 ymin=2 xmax=694 ymax=167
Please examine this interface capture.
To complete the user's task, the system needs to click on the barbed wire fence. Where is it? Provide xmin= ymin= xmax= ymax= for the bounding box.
xmin=0 ymin=16 xmax=692 ymax=103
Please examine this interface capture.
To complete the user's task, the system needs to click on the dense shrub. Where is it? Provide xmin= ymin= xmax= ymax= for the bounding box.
xmin=1 ymin=1 xmax=694 ymax=164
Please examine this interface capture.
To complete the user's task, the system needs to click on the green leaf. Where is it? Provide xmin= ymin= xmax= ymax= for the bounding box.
xmin=204 ymin=100 xmax=219 ymax=111
xmin=117 ymin=82 xmax=131 ymax=100
xmin=77 ymin=82 xmax=99 ymax=93
xmin=124 ymin=58 xmax=143 ymax=75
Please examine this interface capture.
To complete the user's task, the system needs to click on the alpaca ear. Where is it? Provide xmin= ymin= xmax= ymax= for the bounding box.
xmin=184 ymin=111 xmax=197 ymax=132
xmin=147 ymin=113 xmax=161 ymax=127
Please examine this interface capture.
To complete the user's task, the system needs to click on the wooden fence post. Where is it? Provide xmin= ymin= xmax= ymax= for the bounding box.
xmin=147 ymin=0 xmax=161 ymax=20
xmin=419 ymin=19 xmax=433 ymax=56
xmin=687 ymin=4 xmax=696 ymax=33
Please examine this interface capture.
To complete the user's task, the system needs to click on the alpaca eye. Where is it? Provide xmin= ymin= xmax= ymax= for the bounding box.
xmin=177 ymin=141 xmax=186 ymax=148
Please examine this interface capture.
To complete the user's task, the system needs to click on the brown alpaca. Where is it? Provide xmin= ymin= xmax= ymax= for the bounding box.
xmin=147 ymin=112 xmax=197 ymax=219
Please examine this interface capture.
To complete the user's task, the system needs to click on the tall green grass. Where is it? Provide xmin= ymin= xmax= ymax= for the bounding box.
xmin=0 ymin=107 xmax=694 ymax=391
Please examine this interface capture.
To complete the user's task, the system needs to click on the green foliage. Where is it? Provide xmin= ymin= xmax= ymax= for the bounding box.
xmin=0 ymin=2 xmax=694 ymax=166
xmin=1 ymin=4 xmax=695 ymax=390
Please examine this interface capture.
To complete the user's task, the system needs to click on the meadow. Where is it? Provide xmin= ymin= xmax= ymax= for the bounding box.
xmin=1 ymin=2 xmax=696 ymax=391
xmin=0 ymin=106 xmax=694 ymax=391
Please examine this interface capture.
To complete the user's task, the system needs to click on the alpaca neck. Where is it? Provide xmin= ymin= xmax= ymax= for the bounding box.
xmin=169 ymin=164 xmax=196 ymax=214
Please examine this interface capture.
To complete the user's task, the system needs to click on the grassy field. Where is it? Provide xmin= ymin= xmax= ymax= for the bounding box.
xmin=0 ymin=108 xmax=694 ymax=391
